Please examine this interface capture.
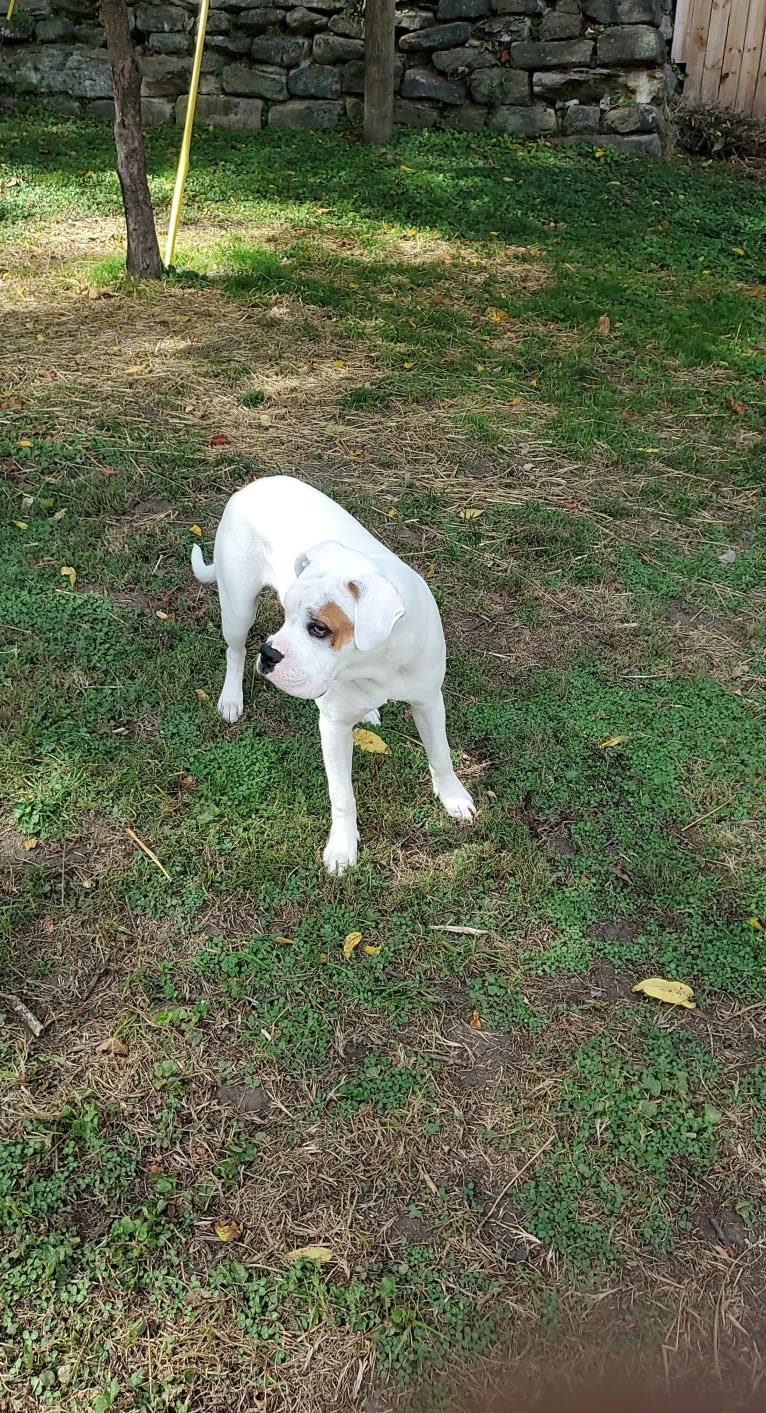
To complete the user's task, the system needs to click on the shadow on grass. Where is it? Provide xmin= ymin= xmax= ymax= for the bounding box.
xmin=4 ymin=108 xmax=766 ymax=285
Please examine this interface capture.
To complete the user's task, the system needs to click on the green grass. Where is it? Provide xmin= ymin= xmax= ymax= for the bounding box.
xmin=1 ymin=107 xmax=765 ymax=1411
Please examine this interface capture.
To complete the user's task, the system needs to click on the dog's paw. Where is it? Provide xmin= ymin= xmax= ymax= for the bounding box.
xmin=217 ymin=694 xmax=243 ymax=724
xmin=437 ymin=778 xmax=477 ymax=823
xmin=323 ymin=828 xmax=359 ymax=876
xmin=360 ymin=709 xmax=381 ymax=726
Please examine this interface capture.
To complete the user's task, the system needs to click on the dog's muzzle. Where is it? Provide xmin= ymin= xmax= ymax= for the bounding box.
xmin=257 ymin=639 xmax=284 ymax=676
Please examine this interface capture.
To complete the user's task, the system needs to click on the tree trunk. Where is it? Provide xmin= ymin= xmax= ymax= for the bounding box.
xmin=100 ymin=0 xmax=163 ymax=278
xmin=364 ymin=0 xmax=396 ymax=144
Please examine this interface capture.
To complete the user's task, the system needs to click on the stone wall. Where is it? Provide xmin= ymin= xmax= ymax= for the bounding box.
xmin=0 ymin=0 xmax=674 ymax=150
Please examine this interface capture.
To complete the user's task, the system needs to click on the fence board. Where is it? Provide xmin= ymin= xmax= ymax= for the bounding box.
xmin=683 ymin=0 xmax=716 ymax=101
xmin=736 ymin=0 xmax=765 ymax=111
xmin=701 ymin=0 xmax=734 ymax=97
xmin=717 ymin=0 xmax=754 ymax=105
xmin=752 ymin=17 xmax=766 ymax=110
xmin=672 ymin=0 xmax=694 ymax=61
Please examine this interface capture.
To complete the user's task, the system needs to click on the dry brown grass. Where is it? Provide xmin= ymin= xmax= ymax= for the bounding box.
xmin=2 ymin=214 xmax=756 ymax=559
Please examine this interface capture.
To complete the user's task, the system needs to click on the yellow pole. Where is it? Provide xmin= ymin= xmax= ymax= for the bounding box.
xmin=164 ymin=0 xmax=210 ymax=268
xmin=6 ymin=0 xmax=16 ymax=20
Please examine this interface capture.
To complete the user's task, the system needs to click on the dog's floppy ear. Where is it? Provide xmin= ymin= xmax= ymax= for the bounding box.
xmin=348 ymin=575 xmax=405 ymax=653
xmin=294 ymin=550 xmax=311 ymax=578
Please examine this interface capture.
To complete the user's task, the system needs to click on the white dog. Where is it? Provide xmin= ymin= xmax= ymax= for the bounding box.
xmin=192 ymin=476 xmax=475 ymax=874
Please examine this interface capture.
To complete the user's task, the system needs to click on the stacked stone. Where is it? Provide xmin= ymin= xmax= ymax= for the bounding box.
xmin=0 ymin=0 xmax=671 ymax=151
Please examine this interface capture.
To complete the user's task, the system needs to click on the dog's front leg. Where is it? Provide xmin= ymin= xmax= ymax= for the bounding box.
xmin=318 ymin=713 xmax=358 ymax=875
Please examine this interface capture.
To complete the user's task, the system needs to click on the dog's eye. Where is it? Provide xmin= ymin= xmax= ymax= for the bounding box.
xmin=308 ymin=620 xmax=331 ymax=640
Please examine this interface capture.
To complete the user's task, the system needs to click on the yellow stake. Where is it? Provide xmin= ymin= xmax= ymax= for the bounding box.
xmin=6 ymin=0 xmax=16 ymax=20
xmin=164 ymin=0 xmax=211 ymax=268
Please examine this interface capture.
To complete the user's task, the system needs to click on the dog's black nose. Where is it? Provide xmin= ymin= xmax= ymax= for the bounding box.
xmin=259 ymin=640 xmax=284 ymax=675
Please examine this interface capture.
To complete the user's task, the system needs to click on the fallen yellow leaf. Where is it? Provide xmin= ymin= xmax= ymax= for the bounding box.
xmin=387 ymin=507 xmax=398 ymax=519
xmin=596 ymin=314 xmax=611 ymax=336
xmin=23 ymin=837 xmax=38 ymax=850
xmin=274 ymin=935 xmax=294 ymax=946
xmin=732 ymin=247 xmax=745 ymax=256
xmin=469 ymin=1009 xmax=482 ymax=1029
xmin=343 ymin=931 xmax=363 ymax=960
xmin=403 ymin=360 xmax=415 ymax=370
xmin=747 ymin=916 xmax=763 ymax=930
xmin=459 ymin=509 xmax=483 ymax=521
xmin=189 ymin=524 xmax=202 ymax=536
xmin=486 ymin=306 xmax=509 ymax=323
xmin=17 ymin=438 xmax=33 ymax=448
xmin=96 ymin=1036 xmax=129 ymax=1056
xmin=194 ymin=688 xmax=208 ymax=702
xmin=60 ymin=565 xmax=76 ymax=589
xmin=12 ymin=520 xmax=27 ymax=529
xmin=285 ymin=1245 xmax=333 ymax=1264
xmin=632 ymin=977 xmax=696 ymax=1009
xmin=425 ymin=564 xmax=435 ymax=579
xmin=363 ymin=944 xmax=381 ymax=955
xmin=594 ymin=147 xmax=606 ymax=158
xmin=214 ymin=1219 xmax=242 ymax=1243
xmin=599 ymin=734 xmax=631 ymax=749
xmin=125 ymin=364 xmax=148 ymax=375
xmin=353 ymin=728 xmax=390 ymax=754
xmin=332 ymin=359 xmax=345 ymax=370
xmin=475 ymin=363 xmax=485 ymax=373
xmin=155 ymin=610 xmax=169 ymax=621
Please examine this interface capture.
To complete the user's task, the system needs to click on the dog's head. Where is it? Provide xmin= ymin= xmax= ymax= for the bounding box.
xmin=257 ymin=541 xmax=405 ymax=700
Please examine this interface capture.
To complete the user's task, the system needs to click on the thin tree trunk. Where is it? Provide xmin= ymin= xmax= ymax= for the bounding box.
xmin=364 ymin=0 xmax=396 ymax=144
xmin=100 ymin=0 xmax=163 ymax=278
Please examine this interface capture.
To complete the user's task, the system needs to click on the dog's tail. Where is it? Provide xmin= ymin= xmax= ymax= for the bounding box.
xmin=191 ymin=544 xmax=217 ymax=585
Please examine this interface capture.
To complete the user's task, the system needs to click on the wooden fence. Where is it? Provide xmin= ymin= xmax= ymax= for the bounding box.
xmin=673 ymin=0 xmax=766 ymax=114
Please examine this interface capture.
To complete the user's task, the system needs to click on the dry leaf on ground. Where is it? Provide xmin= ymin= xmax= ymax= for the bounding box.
xmin=285 ymin=1245 xmax=333 ymax=1264
xmin=96 ymin=1036 xmax=129 ymax=1057
xmin=214 ymin=1220 xmax=242 ymax=1243
xmin=632 ymin=977 xmax=696 ymax=1009
xmin=352 ymin=728 xmax=390 ymax=754
xmin=343 ymin=932 xmax=362 ymax=960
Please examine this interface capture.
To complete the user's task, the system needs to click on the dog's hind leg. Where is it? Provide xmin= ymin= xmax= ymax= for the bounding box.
xmin=410 ymin=693 xmax=476 ymax=823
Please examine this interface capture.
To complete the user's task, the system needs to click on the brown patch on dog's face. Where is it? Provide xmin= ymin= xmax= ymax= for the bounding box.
xmin=316 ymin=601 xmax=354 ymax=651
